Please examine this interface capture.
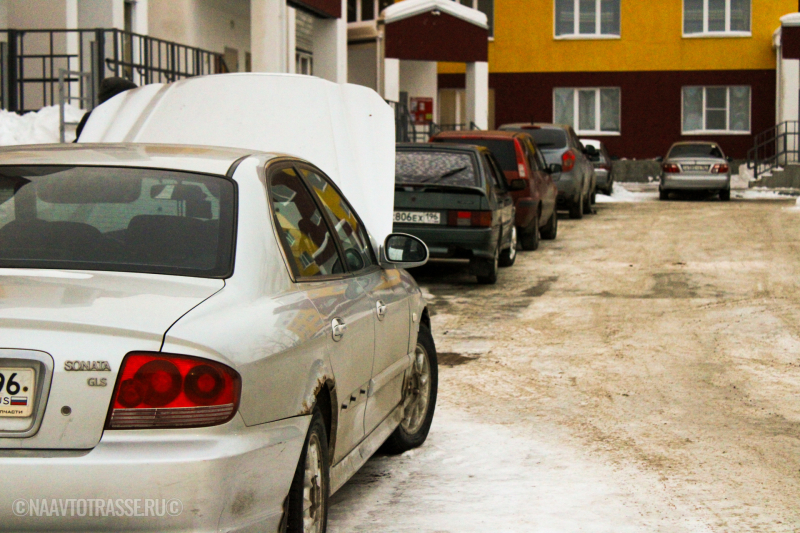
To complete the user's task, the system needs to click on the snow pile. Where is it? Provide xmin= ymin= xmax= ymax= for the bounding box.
xmin=733 ymin=188 xmax=796 ymax=200
xmin=596 ymin=182 xmax=659 ymax=203
xmin=0 ymin=105 xmax=85 ymax=146
xmin=783 ymin=196 xmax=800 ymax=212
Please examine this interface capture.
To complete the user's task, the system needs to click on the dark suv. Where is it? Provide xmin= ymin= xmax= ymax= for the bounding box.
xmin=500 ymin=123 xmax=595 ymax=219
xmin=393 ymin=143 xmax=517 ymax=284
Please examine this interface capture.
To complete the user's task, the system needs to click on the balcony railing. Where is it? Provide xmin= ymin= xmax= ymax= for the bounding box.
xmin=0 ymin=28 xmax=228 ymax=114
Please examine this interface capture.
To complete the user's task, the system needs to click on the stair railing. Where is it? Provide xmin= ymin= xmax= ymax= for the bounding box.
xmin=747 ymin=121 xmax=800 ymax=180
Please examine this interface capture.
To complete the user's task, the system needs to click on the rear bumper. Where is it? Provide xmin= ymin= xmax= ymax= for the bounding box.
xmin=0 ymin=414 xmax=309 ymax=532
xmin=662 ymin=175 xmax=730 ymax=190
xmin=595 ymin=170 xmax=611 ymax=188
xmin=394 ymin=224 xmax=498 ymax=259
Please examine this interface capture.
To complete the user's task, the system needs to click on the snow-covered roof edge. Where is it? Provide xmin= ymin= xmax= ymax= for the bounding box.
xmin=781 ymin=13 xmax=800 ymax=27
xmin=382 ymin=0 xmax=488 ymax=29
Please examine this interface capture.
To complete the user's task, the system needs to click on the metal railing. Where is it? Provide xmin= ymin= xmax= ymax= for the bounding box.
xmin=0 ymin=28 xmax=227 ymax=114
xmin=747 ymin=121 xmax=800 ymax=180
xmin=388 ymin=101 xmax=482 ymax=143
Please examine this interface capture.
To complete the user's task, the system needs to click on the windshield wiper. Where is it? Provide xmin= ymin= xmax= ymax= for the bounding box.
xmin=419 ymin=166 xmax=468 ymax=184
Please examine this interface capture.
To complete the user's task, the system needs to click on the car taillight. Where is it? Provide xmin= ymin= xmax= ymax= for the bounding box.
xmin=711 ymin=164 xmax=729 ymax=174
xmin=514 ymin=139 xmax=527 ymax=178
xmin=562 ymin=150 xmax=576 ymax=172
xmin=448 ymin=210 xmax=492 ymax=227
xmin=662 ymin=163 xmax=680 ymax=173
xmin=106 ymin=352 xmax=241 ymax=429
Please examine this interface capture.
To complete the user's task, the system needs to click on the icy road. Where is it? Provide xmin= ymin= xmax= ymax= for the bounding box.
xmin=330 ymin=190 xmax=800 ymax=532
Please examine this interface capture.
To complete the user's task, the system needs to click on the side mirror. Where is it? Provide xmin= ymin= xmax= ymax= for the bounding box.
xmin=726 ymin=156 xmax=733 ymax=163
xmin=508 ymin=179 xmax=527 ymax=191
xmin=548 ymin=163 xmax=563 ymax=174
xmin=585 ymin=145 xmax=598 ymax=155
xmin=380 ymin=233 xmax=429 ymax=269
xmin=655 ymin=156 xmax=664 ymax=163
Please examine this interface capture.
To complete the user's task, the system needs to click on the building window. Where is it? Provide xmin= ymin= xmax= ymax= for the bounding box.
xmin=555 ymin=0 xmax=620 ymax=38
xmin=554 ymin=87 xmax=621 ymax=135
xmin=682 ymin=86 xmax=750 ymax=134
xmin=684 ymin=0 xmax=750 ymax=36
xmin=458 ymin=0 xmax=495 ymax=37
xmin=348 ymin=0 xmax=395 ymax=22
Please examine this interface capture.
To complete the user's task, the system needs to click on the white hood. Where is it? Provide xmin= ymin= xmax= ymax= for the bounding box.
xmin=78 ymin=73 xmax=396 ymax=247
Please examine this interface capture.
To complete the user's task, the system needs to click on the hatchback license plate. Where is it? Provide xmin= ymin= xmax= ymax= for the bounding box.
xmin=0 ymin=368 xmax=35 ymax=418
xmin=394 ymin=211 xmax=441 ymax=224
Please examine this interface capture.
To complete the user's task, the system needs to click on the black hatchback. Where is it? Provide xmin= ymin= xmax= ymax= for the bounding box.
xmin=392 ymin=143 xmax=517 ymax=284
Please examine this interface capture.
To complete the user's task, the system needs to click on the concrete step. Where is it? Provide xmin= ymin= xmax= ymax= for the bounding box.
xmin=750 ymin=164 xmax=800 ymax=189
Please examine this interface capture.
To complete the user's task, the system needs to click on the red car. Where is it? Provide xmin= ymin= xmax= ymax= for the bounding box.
xmin=430 ymin=130 xmax=559 ymax=250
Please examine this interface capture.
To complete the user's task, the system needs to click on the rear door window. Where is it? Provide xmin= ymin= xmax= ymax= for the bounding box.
xmin=268 ymin=165 xmax=344 ymax=278
xmin=395 ymin=151 xmax=478 ymax=187
xmin=482 ymin=153 xmax=507 ymax=189
xmin=300 ymin=167 xmax=376 ymax=274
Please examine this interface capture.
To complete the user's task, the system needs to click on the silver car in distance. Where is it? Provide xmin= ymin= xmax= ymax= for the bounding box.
xmin=658 ymin=141 xmax=732 ymax=201
xmin=0 ymin=144 xmax=436 ymax=533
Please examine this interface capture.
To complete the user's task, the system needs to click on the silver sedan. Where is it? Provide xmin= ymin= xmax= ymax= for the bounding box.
xmin=658 ymin=141 xmax=732 ymax=201
xmin=0 ymin=144 xmax=436 ymax=532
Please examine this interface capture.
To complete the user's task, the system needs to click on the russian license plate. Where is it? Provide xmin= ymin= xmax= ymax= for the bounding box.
xmin=683 ymin=165 xmax=709 ymax=172
xmin=0 ymin=368 xmax=35 ymax=418
xmin=394 ymin=211 xmax=441 ymax=224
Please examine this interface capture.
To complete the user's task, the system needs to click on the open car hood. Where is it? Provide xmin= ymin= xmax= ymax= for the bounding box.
xmin=78 ymin=73 xmax=396 ymax=249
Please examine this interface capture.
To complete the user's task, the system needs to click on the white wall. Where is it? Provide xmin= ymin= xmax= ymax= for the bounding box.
xmin=399 ymin=60 xmax=438 ymax=121
xmin=6 ymin=0 xmax=70 ymax=28
xmin=78 ymin=0 xmax=124 ymax=29
xmin=148 ymin=0 xmax=251 ymax=71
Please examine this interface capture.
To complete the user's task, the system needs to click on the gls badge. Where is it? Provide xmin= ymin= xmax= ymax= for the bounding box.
xmin=87 ymin=377 xmax=107 ymax=387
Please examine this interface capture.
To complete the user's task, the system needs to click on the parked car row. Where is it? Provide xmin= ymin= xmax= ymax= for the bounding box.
xmin=392 ymin=124 xmax=600 ymax=284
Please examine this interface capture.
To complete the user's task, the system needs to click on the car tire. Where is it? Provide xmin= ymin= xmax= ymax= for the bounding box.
xmin=659 ymin=188 xmax=668 ymax=201
xmin=519 ymin=215 xmax=540 ymax=251
xmin=590 ymin=187 xmax=596 ymax=205
xmin=569 ymin=192 xmax=584 ymax=219
xmin=720 ymin=189 xmax=731 ymax=201
xmin=381 ymin=323 xmax=438 ymax=455
xmin=475 ymin=245 xmax=499 ymax=284
xmin=499 ymin=225 xmax=518 ymax=267
xmin=582 ymin=188 xmax=592 ymax=215
xmin=541 ymin=208 xmax=558 ymax=240
xmin=286 ymin=406 xmax=330 ymax=533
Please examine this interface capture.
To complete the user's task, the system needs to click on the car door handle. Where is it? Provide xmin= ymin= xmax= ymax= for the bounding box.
xmin=331 ymin=318 xmax=347 ymax=342
xmin=376 ymin=300 xmax=387 ymax=321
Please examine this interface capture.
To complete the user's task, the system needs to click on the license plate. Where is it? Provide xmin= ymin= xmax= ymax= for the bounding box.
xmin=0 ymin=368 xmax=35 ymax=418
xmin=682 ymin=165 xmax=709 ymax=172
xmin=394 ymin=211 xmax=441 ymax=224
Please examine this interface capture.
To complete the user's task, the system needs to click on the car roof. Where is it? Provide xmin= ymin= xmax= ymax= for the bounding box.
xmin=500 ymin=123 xmax=570 ymax=132
xmin=0 ymin=143 xmax=262 ymax=175
xmin=396 ymin=142 xmax=488 ymax=154
xmin=432 ymin=130 xmax=523 ymax=141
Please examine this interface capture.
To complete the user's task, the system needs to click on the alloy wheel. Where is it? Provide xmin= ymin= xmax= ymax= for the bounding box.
xmin=401 ymin=343 xmax=432 ymax=435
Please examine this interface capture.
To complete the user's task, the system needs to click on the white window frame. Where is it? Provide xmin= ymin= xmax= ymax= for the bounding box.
xmin=348 ymin=0 xmax=396 ymax=24
xmin=682 ymin=0 xmax=751 ymax=38
xmin=553 ymin=87 xmax=621 ymax=136
xmin=681 ymin=86 xmax=751 ymax=135
xmin=554 ymin=0 xmax=621 ymax=40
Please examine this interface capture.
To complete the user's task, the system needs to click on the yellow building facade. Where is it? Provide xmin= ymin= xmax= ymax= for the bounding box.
xmin=437 ymin=0 xmax=797 ymax=158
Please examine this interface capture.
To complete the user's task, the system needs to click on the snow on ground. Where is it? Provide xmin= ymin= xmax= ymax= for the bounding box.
xmin=596 ymin=182 xmax=659 ymax=203
xmin=0 ymin=105 xmax=85 ymax=145
xmin=329 ymin=404 xmax=712 ymax=533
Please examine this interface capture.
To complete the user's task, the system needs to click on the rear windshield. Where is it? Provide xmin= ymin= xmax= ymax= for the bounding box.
xmin=668 ymin=144 xmax=723 ymax=159
xmin=0 ymin=166 xmax=235 ymax=277
xmin=527 ymin=129 xmax=568 ymax=150
xmin=395 ymin=151 xmax=479 ymax=187
xmin=437 ymin=139 xmax=517 ymax=171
